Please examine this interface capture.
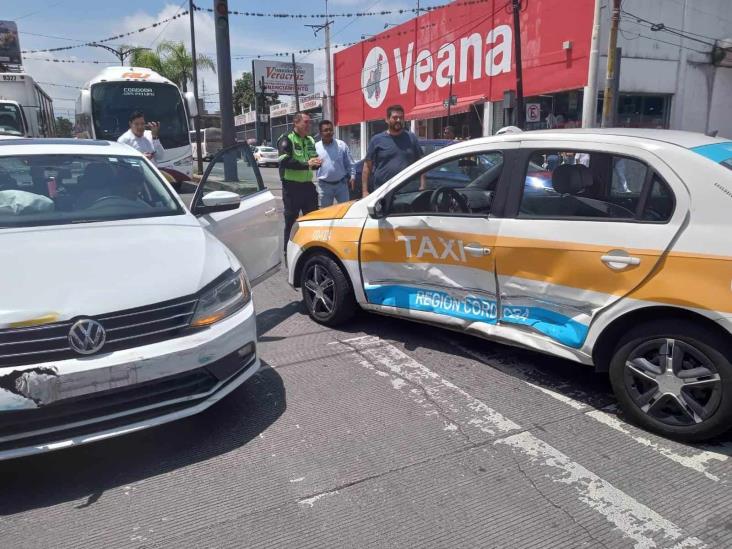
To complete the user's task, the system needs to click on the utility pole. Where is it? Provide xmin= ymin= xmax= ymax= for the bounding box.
xmin=446 ymin=76 xmax=453 ymax=127
xmin=601 ymin=0 xmax=621 ymax=127
xmin=189 ymin=0 xmax=204 ymax=175
xmin=582 ymin=0 xmax=602 ymax=127
xmin=213 ymin=0 xmax=236 ymax=181
xmin=252 ymin=60 xmax=261 ymax=145
xmin=260 ymin=75 xmax=267 ymax=143
xmin=291 ymin=53 xmax=301 ymax=112
xmin=305 ymin=1 xmax=334 ymax=120
xmin=511 ymin=0 xmax=525 ymax=129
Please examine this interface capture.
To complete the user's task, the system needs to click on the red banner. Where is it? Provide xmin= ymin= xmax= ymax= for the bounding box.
xmin=333 ymin=0 xmax=594 ymax=126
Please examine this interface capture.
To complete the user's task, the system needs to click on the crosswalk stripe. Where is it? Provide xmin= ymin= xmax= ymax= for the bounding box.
xmin=447 ymin=337 xmax=731 ymax=483
xmin=339 ymin=335 xmax=709 ymax=547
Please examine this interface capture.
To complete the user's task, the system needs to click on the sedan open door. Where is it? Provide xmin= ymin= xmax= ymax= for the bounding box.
xmin=190 ymin=143 xmax=281 ymax=284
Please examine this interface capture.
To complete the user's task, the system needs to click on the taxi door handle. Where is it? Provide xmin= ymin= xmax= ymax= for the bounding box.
xmin=464 ymin=244 xmax=491 ymax=256
xmin=264 ymin=208 xmax=277 ymax=217
xmin=601 ymin=254 xmax=640 ymax=268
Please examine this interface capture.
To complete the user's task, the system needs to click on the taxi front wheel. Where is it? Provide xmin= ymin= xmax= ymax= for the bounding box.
xmin=609 ymin=319 xmax=732 ymax=441
xmin=300 ymin=254 xmax=357 ymax=326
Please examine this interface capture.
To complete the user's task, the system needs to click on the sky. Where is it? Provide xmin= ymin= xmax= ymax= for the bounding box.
xmin=9 ymin=0 xmax=427 ymax=120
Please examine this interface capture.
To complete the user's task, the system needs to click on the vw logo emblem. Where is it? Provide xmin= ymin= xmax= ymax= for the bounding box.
xmin=68 ymin=319 xmax=107 ymax=355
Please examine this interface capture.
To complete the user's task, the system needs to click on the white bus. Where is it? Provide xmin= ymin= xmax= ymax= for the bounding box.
xmin=0 ymin=73 xmax=56 ymax=137
xmin=190 ymin=127 xmax=222 ymax=161
xmin=75 ymin=67 xmax=197 ymax=183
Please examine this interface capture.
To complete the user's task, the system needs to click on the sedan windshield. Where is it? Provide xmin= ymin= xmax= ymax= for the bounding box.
xmin=0 ymin=154 xmax=183 ymax=228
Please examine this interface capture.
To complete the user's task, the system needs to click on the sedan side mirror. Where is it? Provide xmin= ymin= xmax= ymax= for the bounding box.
xmin=195 ymin=190 xmax=240 ymax=215
xmin=367 ymin=197 xmax=387 ymax=219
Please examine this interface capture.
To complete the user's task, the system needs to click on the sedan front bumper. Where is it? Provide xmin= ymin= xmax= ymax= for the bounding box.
xmin=0 ymin=302 xmax=259 ymax=460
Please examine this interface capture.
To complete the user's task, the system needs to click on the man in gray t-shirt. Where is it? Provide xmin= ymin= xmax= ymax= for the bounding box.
xmin=362 ymin=104 xmax=423 ymax=197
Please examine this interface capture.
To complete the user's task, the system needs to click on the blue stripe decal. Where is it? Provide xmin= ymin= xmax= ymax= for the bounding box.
xmin=365 ymin=285 xmax=588 ymax=348
xmin=690 ymin=142 xmax=732 ymax=164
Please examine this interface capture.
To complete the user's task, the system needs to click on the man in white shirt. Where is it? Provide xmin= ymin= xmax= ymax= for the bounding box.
xmin=315 ymin=120 xmax=355 ymax=207
xmin=117 ymin=111 xmax=165 ymax=164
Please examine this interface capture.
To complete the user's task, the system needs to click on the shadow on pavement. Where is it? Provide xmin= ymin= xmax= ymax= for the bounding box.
xmin=0 ymin=363 xmax=286 ymax=515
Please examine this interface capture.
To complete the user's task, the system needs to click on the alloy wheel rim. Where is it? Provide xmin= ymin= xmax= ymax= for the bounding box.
xmin=623 ymin=338 xmax=723 ymax=427
xmin=304 ymin=263 xmax=336 ymax=318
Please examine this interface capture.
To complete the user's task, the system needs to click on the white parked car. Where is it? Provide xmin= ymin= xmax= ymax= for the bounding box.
xmin=288 ymin=129 xmax=732 ymax=441
xmin=0 ymin=138 xmax=281 ymax=460
xmin=253 ymin=146 xmax=280 ymax=168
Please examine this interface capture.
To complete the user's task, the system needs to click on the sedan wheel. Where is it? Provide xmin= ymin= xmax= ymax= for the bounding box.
xmin=610 ymin=320 xmax=732 ymax=441
xmin=300 ymin=254 xmax=357 ymax=326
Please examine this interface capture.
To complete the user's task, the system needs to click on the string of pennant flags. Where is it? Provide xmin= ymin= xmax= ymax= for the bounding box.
xmin=23 ymin=57 xmax=118 ymax=64
xmin=192 ymin=0 xmax=490 ymax=19
xmin=19 ymin=0 xmax=484 ymax=58
xmin=20 ymin=10 xmax=190 ymax=54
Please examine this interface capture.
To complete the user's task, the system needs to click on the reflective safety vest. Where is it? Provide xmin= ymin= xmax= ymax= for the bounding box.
xmin=280 ymin=131 xmax=317 ymax=183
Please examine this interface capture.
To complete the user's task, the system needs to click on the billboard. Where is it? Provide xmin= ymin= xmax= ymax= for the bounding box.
xmin=333 ymin=0 xmax=594 ymax=125
xmin=0 ymin=21 xmax=22 ymax=66
xmin=253 ymin=59 xmax=315 ymax=96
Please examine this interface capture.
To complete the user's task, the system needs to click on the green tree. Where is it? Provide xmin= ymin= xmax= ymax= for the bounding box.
xmin=130 ymin=41 xmax=215 ymax=92
xmin=55 ymin=116 xmax=73 ymax=138
xmin=233 ymin=72 xmax=255 ymax=115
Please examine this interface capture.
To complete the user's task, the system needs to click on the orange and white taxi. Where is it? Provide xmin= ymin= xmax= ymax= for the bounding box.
xmin=287 ymin=129 xmax=732 ymax=441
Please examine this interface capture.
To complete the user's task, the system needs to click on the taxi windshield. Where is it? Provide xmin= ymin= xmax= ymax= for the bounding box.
xmin=0 ymin=154 xmax=182 ymax=228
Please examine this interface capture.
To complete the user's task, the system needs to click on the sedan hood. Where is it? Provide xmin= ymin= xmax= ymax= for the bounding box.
xmin=0 ymin=217 xmax=236 ymax=326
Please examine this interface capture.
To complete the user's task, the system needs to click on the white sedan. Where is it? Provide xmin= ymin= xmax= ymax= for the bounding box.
xmin=0 ymin=138 xmax=281 ymax=460
xmin=253 ymin=146 xmax=280 ymax=167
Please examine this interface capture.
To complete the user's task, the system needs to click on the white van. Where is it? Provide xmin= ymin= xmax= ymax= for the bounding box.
xmin=191 ymin=127 xmax=222 ymax=161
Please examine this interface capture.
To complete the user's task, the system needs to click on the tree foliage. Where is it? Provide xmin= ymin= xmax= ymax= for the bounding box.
xmin=130 ymin=41 xmax=216 ymax=92
xmin=55 ymin=116 xmax=73 ymax=138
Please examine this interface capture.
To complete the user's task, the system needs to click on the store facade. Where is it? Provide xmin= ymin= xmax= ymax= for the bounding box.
xmin=333 ymin=0 xmax=732 ymax=159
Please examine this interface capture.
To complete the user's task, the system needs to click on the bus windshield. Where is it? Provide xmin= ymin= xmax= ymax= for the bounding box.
xmin=91 ymin=82 xmax=189 ymax=149
xmin=0 ymin=103 xmax=24 ymax=136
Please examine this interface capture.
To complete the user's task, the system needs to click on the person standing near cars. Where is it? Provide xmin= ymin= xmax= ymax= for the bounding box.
xmin=315 ymin=120 xmax=355 ymax=207
xmin=117 ymin=111 xmax=164 ymax=165
xmin=362 ymin=104 xmax=423 ymax=197
xmin=278 ymin=112 xmax=321 ymax=253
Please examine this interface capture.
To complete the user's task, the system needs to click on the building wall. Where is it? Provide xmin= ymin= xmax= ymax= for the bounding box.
xmin=598 ymin=0 xmax=731 ymax=137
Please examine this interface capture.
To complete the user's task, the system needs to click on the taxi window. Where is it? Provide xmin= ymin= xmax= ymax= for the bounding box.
xmin=388 ymin=151 xmax=503 ymax=217
xmin=518 ymin=150 xmax=671 ymax=222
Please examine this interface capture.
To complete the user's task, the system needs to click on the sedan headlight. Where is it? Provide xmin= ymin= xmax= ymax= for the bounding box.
xmin=191 ymin=270 xmax=251 ymax=328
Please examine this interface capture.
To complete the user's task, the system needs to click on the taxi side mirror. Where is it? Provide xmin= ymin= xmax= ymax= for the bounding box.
xmin=367 ymin=197 xmax=387 ymax=219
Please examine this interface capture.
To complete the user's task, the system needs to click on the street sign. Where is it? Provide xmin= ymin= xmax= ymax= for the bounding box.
xmin=0 ymin=21 xmax=22 ymax=65
xmin=253 ymin=59 xmax=315 ymax=96
xmin=526 ymin=102 xmax=541 ymax=122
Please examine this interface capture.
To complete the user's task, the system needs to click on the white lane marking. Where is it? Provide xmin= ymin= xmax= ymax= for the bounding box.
xmin=338 ymin=336 xmax=708 ymax=547
xmin=586 ymin=410 xmax=729 ymax=483
xmin=450 ymin=337 xmax=730 ymax=483
xmin=344 ymin=336 xmax=521 ymax=437
xmin=497 ymin=431 xmax=706 ymax=549
xmin=299 ymin=490 xmax=339 ymax=507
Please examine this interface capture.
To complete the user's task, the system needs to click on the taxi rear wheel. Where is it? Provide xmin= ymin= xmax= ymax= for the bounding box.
xmin=300 ymin=254 xmax=357 ymax=326
xmin=609 ymin=320 xmax=732 ymax=441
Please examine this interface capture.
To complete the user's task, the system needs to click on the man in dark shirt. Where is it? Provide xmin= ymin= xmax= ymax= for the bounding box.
xmin=362 ymin=104 xmax=424 ymax=197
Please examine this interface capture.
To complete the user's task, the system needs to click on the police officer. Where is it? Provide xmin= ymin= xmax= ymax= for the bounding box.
xmin=278 ymin=112 xmax=321 ymax=254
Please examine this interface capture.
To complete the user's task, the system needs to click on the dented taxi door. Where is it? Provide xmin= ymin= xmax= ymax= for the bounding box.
xmin=359 ymin=215 xmax=500 ymax=326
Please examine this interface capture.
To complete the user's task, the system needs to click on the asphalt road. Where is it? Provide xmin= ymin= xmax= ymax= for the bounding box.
xmin=2 ymin=261 xmax=732 ymax=547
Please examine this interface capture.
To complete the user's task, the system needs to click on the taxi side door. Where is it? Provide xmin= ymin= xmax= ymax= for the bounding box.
xmin=494 ymin=140 xmax=687 ymax=349
xmin=359 ymin=142 xmax=518 ymax=329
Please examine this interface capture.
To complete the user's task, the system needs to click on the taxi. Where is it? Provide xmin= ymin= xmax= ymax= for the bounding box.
xmin=287 ymin=129 xmax=732 ymax=441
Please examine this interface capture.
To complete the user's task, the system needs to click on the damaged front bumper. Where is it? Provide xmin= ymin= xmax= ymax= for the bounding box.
xmin=0 ymin=302 xmax=259 ymax=460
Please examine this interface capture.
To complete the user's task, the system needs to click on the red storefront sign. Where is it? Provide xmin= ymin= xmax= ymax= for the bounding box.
xmin=333 ymin=0 xmax=594 ymax=126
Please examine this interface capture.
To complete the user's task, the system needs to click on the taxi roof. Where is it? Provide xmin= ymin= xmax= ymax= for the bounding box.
xmin=499 ymin=128 xmax=728 ymax=149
